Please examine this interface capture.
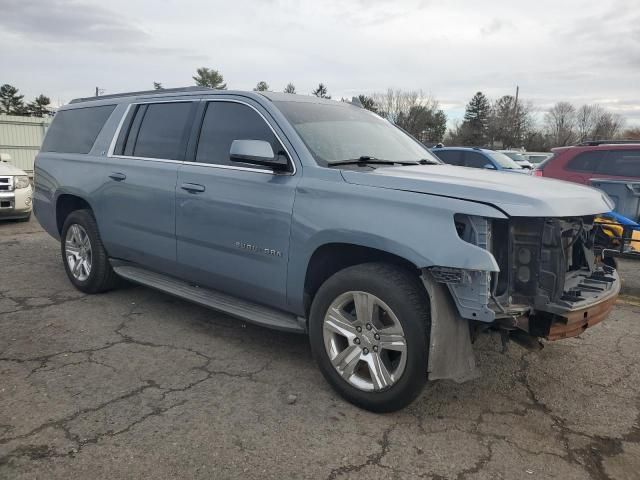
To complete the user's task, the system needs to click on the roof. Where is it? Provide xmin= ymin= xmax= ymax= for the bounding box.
xmin=433 ymin=147 xmax=492 ymax=153
xmin=69 ymin=87 xmax=344 ymax=107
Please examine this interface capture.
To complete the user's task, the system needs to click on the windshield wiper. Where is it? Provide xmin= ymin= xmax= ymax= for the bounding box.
xmin=328 ymin=156 xmax=419 ymax=166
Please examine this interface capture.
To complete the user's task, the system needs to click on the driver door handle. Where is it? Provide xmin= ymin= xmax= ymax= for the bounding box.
xmin=181 ymin=183 xmax=206 ymax=193
xmin=108 ymin=172 xmax=126 ymax=181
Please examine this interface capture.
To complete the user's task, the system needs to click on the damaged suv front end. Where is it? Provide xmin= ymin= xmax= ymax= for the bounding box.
xmin=436 ymin=213 xmax=620 ymax=344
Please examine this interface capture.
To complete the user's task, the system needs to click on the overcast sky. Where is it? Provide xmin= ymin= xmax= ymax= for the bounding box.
xmin=1 ymin=0 xmax=638 ymax=126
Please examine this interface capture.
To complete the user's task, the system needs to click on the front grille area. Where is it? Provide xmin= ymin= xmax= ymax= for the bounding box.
xmin=0 ymin=176 xmax=12 ymax=192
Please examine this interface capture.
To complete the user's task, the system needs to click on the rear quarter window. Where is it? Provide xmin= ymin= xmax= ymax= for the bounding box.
xmin=433 ymin=150 xmax=463 ymax=165
xmin=566 ymin=151 xmax=605 ymax=172
xmin=41 ymin=105 xmax=116 ymax=154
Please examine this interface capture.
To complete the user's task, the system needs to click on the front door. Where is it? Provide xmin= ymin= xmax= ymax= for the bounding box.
xmin=175 ymin=99 xmax=299 ymax=310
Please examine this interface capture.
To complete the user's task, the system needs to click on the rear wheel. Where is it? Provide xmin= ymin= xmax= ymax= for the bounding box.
xmin=309 ymin=263 xmax=430 ymax=412
xmin=61 ymin=210 xmax=118 ymax=293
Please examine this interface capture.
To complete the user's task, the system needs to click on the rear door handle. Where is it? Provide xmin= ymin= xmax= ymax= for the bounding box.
xmin=181 ymin=183 xmax=206 ymax=193
xmin=109 ymin=172 xmax=127 ymax=181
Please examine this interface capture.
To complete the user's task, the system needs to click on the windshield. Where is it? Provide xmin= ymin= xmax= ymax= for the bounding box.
xmin=274 ymin=101 xmax=441 ymax=166
xmin=487 ymin=151 xmax=523 ymax=169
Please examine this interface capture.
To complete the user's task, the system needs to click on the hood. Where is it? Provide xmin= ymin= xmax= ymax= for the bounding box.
xmin=341 ymin=164 xmax=613 ymax=217
xmin=0 ymin=162 xmax=27 ymax=176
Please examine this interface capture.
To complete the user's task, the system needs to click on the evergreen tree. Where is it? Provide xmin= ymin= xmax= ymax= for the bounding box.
xmin=193 ymin=67 xmax=227 ymax=89
xmin=254 ymin=81 xmax=269 ymax=91
xmin=283 ymin=83 xmax=296 ymax=94
xmin=312 ymin=83 xmax=330 ymax=99
xmin=0 ymin=84 xmax=25 ymax=115
xmin=27 ymin=95 xmax=51 ymax=117
xmin=357 ymin=95 xmax=378 ymax=113
xmin=461 ymin=91 xmax=490 ymax=145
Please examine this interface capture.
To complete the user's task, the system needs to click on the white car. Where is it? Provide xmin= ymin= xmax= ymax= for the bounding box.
xmin=497 ymin=150 xmax=534 ymax=169
xmin=0 ymin=155 xmax=32 ymax=221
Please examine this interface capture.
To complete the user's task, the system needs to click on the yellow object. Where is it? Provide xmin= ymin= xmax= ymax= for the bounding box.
xmin=595 ymin=216 xmax=640 ymax=252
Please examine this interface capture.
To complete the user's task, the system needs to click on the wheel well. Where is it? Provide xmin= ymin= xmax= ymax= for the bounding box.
xmin=303 ymin=243 xmax=420 ymax=315
xmin=56 ymin=195 xmax=92 ymax=234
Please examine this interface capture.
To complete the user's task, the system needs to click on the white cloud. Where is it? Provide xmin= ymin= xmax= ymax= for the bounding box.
xmin=0 ymin=0 xmax=637 ymax=125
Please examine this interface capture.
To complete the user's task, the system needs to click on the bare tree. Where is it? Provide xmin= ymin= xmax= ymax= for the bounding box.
xmin=575 ymin=104 xmax=597 ymax=142
xmin=283 ymin=83 xmax=296 ymax=94
xmin=544 ymin=102 xmax=576 ymax=146
xmin=593 ymin=111 xmax=625 ymax=140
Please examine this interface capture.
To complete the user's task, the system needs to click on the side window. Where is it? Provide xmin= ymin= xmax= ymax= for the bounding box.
xmin=433 ymin=150 xmax=463 ymax=165
xmin=195 ymin=102 xmax=285 ymax=170
xmin=122 ymin=102 xmax=193 ymax=160
xmin=567 ymin=151 xmax=604 ymax=172
xmin=600 ymin=150 xmax=640 ymax=177
xmin=464 ymin=151 xmax=490 ymax=169
xmin=41 ymin=105 xmax=116 ymax=154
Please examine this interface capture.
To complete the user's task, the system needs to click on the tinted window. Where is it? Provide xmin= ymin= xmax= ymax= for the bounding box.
xmin=433 ymin=150 xmax=463 ymax=165
xmin=465 ymin=151 xmax=490 ymax=168
xmin=567 ymin=151 xmax=604 ymax=172
xmin=196 ymin=102 xmax=283 ymax=170
xmin=132 ymin=102 xmax=193 ymax=160
xmin=600 ymin=150 xmax=640 ymax=177
xmin=41 ymin=105 xmax=116 ymax=154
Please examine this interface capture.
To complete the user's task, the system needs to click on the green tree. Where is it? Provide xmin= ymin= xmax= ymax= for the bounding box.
xmin=0 ymin=84 xmax=25 ymax=115
xmin=461 ymin=91 xmax=491 ymax=145
xmin=312 ymin=83 xmax=330 ymax=99
xmin=27 ymin=94 xmax=51 ymax=117
xmin=153 ymin=82 xmax=163 ymax=90
xmin=357 ymin=95 xmax=378 ymax=113
xmin=254 ymin=81 xmax=270 ymax=92
xmin=193 ymin=67 xmax=227 ymax=89
xmin=283 ymin=83 xmax=296 ymax=94
xmin=396 ymin=105 xmax=447 ymax=144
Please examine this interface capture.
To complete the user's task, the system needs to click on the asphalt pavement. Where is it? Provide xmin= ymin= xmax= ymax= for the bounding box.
xmin=1 ymin=217 xmax=639 ymax=479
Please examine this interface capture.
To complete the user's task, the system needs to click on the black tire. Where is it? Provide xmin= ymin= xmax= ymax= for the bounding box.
xmin=60 ymin=209 xmax=119 ymax=293
xmin=309 ymin=262 xmax=430 ymax=412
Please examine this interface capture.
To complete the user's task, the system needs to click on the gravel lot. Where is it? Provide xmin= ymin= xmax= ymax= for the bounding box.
xmin=1 ymin=217 xmax=639 ymax=480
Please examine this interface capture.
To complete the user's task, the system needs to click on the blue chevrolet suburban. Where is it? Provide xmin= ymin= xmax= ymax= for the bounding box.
xmin=34 ymin=87 xmax=620 ymax=411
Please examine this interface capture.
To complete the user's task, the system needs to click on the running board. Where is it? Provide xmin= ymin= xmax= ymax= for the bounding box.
xmin=112 ymin=264 xmax=306 ymax=333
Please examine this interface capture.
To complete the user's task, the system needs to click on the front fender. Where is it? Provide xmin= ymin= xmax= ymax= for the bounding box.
xmin=286 ymin=176 xmax=506 ymax=313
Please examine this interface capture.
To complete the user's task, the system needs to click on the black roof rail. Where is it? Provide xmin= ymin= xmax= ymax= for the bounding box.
xmin=69 ymin=86 xmax=214 ymax=104
xmin=577 ymin=140 xmax=640 ymax=146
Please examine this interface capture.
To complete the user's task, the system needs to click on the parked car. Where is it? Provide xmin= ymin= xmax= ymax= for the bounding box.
xmin=431 ymin=147 xmax=529 ymax=173
xmin=526 ymin=152 xmax=553 ymax=164
xmin=0 ymin=154 xmax=32 ymax=221
xmin=497 ymin=149 xmax=534 ymax=169
xmin=34 ymin=88 xmax=620 ymax=412
xmin=534 ymin=141 xmax=640 ymax=184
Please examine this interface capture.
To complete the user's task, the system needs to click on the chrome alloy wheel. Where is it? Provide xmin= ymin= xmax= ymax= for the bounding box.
xmin=65 ymin=224 xmax=92 ymax=282
xmin=322 ymin=291 xmax=408 ymax=392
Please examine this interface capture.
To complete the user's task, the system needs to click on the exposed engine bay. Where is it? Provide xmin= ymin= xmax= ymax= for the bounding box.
xmin=431 ymin=214 xmax=620 ymax=343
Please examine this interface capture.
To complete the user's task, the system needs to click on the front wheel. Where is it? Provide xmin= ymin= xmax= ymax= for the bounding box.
xmin=309 ymin=263 xmax=431 ymax=412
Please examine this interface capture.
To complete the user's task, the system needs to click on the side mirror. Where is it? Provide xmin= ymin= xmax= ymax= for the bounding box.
xmin=230 ymin=140 xmax=288 ymax=170
xmin=483 ymin=163 xmax=497 ymax=170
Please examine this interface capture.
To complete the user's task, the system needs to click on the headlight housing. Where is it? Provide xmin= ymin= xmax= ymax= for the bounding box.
xmin=14 ymin=175 xmax=30 ymax=189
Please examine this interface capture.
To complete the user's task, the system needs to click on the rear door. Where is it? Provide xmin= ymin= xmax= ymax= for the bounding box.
xmin=99 ymin=100 xmax=197 ymax=274
xmin=175 ymin=98 xmax=299 ymax=310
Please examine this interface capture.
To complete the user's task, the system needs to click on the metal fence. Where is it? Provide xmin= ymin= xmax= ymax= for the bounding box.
xmin=0 ymin=114 xmax=51 ymax=174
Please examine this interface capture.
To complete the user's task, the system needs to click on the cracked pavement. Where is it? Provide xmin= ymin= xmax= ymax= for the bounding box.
xmin=1 ymin=218 xmax=639 ymax=479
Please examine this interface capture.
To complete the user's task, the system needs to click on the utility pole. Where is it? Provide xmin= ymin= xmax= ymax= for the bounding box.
xmin=95 ymin=86 xmax=99 ymax=97
xmin=513 ymin=85 xmax=520 ymax=148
